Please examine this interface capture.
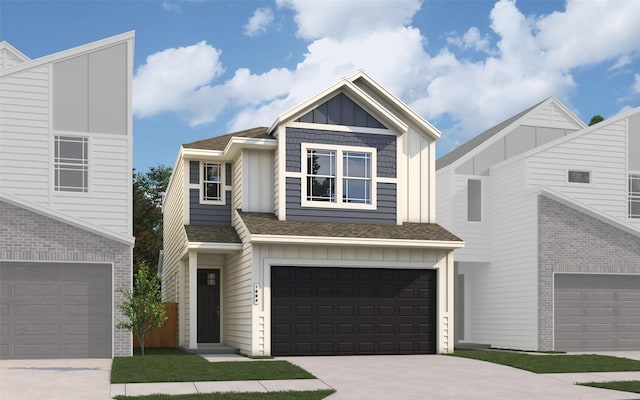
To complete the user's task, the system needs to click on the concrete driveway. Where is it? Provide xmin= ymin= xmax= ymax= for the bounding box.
xmin=0 ymin=358 xmax=112 ymax=400
xmin=282 ymin=355 xmax=638 ymax=400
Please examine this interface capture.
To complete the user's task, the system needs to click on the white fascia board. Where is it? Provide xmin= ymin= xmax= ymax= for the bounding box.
xmin=0 ymin=31 xmax=135 ymax=77
xmin=187 ymin=242 xmax=243 ymax=252
xmin=248 ymin=234 xmax=464 ymax=249
xmin=268 ymin=78 xmax=408 ymax=135
xmin=0 ymin=41 xmax=30 ymax=62
xmin=531 ymin=186 xmax=640 ymax=238
xmin=494 ymin=104 xmax=640 ymax=172
xmin=0 ymin=192 xmax=135 ymax=246
xmin=348 ymin=70 xmax=441 ymax=140
xmin=223 ymin=137 xmax=277 ymax=159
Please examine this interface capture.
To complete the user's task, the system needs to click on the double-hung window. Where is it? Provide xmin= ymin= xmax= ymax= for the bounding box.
xmin=303 ymin=144 xmax=375 ymax=209
xmin=203 ymin=162 xmax=223 ymax=202
xmin=629 ymin=174 xmax=640 ymax=219
xmin=54 ymin=136 xmax=88 ymax=192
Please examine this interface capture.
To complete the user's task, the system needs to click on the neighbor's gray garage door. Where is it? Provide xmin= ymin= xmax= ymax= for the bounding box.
xmin=554 ymin=274 xmax=640 ymax=350
xmin=271 ymin=266 xmax=437 ymax=356
xmin=0 ymin=262 xmax=112 ymax=359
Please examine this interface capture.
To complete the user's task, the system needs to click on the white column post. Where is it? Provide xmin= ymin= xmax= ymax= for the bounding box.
xmin=188 ymin=251 xmax=198 ymax=349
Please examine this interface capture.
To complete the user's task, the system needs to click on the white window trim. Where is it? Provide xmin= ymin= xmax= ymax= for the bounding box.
xmin=301 ymin=142 xmax=377 ymax=210
xmin=53 ymin=135 xmax=89 ymax=194
xmin=566 ymin=168 xmax=592 ymax=185
xmin=200 ymin=161 xmax=226 ymax=205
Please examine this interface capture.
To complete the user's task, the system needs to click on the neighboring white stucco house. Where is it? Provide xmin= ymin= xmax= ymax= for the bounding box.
xmin=161 ymin=71 xmax=464 ymax=357
xmin=436 ymin=97 xmax=640 ymax=351
xmin=0 ymin=32 xmax=135 ymax=359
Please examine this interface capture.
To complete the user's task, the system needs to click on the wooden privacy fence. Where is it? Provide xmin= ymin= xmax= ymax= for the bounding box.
xmin=134 ymin=302 xmax=178 ymax=348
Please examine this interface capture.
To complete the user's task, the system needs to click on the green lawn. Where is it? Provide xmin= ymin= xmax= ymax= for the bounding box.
xmin=111 ymin=348 xmax=315 ymax=384
xmin=580 ymin=381 xmax=640 ymax=394
xmin=449 ymin=349 xmax=640 ymax=373
xmin=114 ymin=390 xmax=336 ymax=400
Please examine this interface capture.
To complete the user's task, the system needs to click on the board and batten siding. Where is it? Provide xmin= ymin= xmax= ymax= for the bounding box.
xmin=0 ymin=65 xmax=50 ymax=205
xmin=526 ymin=119 xmax=628 ymax=221
xmin=461 ymin=158 xmax=539 ymax=350
xmin=403 ymin=127 xmax=435 ymax=223
xmin=435 ymin=169 xmax=454 ymax=232
xmin=242 ymin=149 xmax=274 ymax=213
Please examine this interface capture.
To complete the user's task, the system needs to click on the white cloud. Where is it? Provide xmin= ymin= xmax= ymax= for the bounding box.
xmin=161 ymin=1 xmax=182 ymax=13
xmin=244 ymin=8 xmax=274 ymax=37
xmin=133 ymin=42 xmax=224 ymax=119
xmin=275 ymin=0 xmax=421 ymax=40
xmin=134 ymin=0 xmax=640 ymax=152
xmin=447 ymin=27 xmax=492 ymax=53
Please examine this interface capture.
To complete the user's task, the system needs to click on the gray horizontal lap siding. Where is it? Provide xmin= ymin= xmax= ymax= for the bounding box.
xmin=189 ymin=189 xmax=232 ymax=226
xmin=285 ymin=128 xmax=396 ymax=178
xmin=286 ymin=177 xmax=396 ymax=224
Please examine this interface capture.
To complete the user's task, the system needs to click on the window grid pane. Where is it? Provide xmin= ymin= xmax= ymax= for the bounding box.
xmin=203 ymin=163 xmax=223 ymax=201
xmin=630 ymin=174 xmax=640 ymax=218
xmin=343 ymin=152 xmax=371 ymax=204
xmin=54 ymin=136 xmax=88 ymax=192
xmin=307 ymin=150 xmax=336 ymax=202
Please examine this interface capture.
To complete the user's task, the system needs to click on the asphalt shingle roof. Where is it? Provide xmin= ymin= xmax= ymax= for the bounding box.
xmin=237 ymin=211 xmax=463 ymax=243
xmin=184 ymin=225 xmax=241 ymax=243
xmin=182 ymin=127 xmax=271 ymax=151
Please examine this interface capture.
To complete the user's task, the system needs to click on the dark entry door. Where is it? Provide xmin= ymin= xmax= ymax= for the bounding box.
xmin=197 ymin=269 xmax=220 ymax=343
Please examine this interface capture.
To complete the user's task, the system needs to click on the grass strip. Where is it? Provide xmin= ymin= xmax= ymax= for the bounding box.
xmin=449 ymin=349 xmax=640 ymax=373
xmin=111 ymin=348 xmax=315 ymax=383
xmin=114 ymin=389 xmax=336 ymax=400
xmin=580 ymin=381 xmax=640 ymax=394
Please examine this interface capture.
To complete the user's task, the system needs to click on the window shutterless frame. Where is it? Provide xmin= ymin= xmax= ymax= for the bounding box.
xmin=54 ymin=135 xmax=88 ymax=192
xmin=300 ymin=142 xmax=377 ymax=210
xmin=201 ymin=162 xmax=225 ymax=204
xmin=629 ymin=173 xmax=640 ymax=219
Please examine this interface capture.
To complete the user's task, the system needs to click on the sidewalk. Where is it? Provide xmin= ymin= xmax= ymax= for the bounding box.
xmin=541 ymin=371 xmax=640 ymax=384
xmin=110 ymin=379 xmax=333 ymax=397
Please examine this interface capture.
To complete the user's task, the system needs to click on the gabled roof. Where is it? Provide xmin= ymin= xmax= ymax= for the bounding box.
xmin=0 ymin=31 xmax=134 ymax=77
xmin=0 ymin=41 xmax=30 ymax=69
xmin=436 ymin=97 xmax=586 ymax=170
xmin=268 ymin=70 xmax=440 ymax=141
xmin=237 ymin=211 xmax=463 ymax=248
xmin=182 ymin=127 xmax=270 ymax=151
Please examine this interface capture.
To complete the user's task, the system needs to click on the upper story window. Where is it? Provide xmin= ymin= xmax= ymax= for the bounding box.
xmin=202 ymin=162 xmax=223 ymax=202
xmin=54 ymin=136 xmax=88 ymax=192
xmin=467 ymin=179 xmax=482 ymax=222
xmin=629 ymin=174 xmax=640 ymax=219
xmin=568 ymin=170 xmax=591 ymax=184
xmin=302 ymin=143 xmax=376 ymax=209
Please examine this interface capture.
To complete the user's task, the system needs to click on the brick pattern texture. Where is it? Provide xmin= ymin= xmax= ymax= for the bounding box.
xmin=0 ymin=199 xmax=133 ymax=357
xmin=538 ymin=195 xmax=640 ymax=350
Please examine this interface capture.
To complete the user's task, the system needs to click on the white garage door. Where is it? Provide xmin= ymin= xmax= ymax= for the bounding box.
xmin=554 ymin=274 xmax=640 ymax=350
xmin=0 ymin=262 xmax=112 ymax=359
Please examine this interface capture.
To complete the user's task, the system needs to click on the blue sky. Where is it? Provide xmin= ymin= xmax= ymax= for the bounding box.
xmin=2 ymin=0 xmax=640 ymax=172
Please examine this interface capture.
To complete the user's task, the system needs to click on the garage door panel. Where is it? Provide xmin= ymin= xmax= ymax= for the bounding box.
xmin=272 ymin=266 xmax=437 ymax=356
xmin=0 ymin=262 xmax=112 ymax=359
xmin=554 ymin=274 xmax=640 ymax=351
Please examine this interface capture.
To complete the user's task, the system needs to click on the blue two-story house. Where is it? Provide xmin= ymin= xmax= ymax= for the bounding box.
xmin=161 ymin=71 xmax=463 ymax=356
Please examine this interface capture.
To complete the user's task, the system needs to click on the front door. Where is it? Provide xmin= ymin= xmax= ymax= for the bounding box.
xmin=197 ymin=269 xmax=220 ymax=343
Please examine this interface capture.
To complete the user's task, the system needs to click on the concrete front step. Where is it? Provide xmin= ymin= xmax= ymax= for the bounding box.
xmin=184 ymin=344 xmax=239 ymax=355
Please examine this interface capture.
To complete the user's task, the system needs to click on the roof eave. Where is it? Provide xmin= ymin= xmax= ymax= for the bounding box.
xmin=248 ymin=234 xmax=464 ymax=249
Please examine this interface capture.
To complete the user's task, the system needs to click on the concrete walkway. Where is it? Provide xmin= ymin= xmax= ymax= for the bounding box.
xmin=2 ymin=353 xmax=640 ymax=399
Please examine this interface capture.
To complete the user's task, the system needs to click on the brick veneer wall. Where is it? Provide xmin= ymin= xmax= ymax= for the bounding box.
xmin=0 ymin=199 xmax=133 ymax=357
xmin=538 ymin=195 xmax=640 ymax=350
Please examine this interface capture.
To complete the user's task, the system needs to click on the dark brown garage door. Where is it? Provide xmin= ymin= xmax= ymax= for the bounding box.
xmin=271 ymin=267 xmax=437 ymax=356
